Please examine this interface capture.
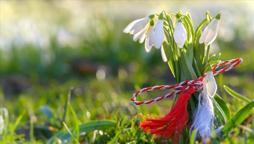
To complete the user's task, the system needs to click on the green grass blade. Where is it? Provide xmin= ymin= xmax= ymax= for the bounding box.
xmin=222 ymin=101 xmax=254 ymax=134
xmin=79 ymin=120 xmax=116 ymax=133
xmin=47 ymin=120 xmax=116 ymax=144
xmin=224 ymin=85 xmax=251 ymax=103
xmin=190 ymin=129 xmax=197 ymax=144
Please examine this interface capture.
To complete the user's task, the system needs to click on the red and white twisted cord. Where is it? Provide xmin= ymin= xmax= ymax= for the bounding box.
xmin=131 ymin=58 xmax=243 ymax=105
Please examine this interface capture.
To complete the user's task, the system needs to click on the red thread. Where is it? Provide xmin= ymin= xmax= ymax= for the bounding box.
xmin=140 ymin=87 xmax=196 ymax=143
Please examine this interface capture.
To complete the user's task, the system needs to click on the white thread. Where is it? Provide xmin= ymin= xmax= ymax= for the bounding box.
xmin=191 ymin=72 xmax=217 ymax=140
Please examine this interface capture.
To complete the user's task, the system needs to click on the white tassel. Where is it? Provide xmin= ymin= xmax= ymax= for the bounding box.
xmin=191 ymin=91 xmax=214 ymax=139
xmin=191 ymin=72 xmax=217 ymax=140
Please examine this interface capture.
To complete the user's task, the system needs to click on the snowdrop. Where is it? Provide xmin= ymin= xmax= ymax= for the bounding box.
xmin=124 ymin=17 xmax=166 ymax=60
xmin=123 ymin=17 xmax=149 ymax=36
xmin=199 ymin=17 xmax=220 ymax=46
xmin=145 ymin=20 xmax=165 ymax=51
xmin=191 ymin=72 xmax=217 ymax=140
xmin=173 ymin=21 xmax=187 ymax=48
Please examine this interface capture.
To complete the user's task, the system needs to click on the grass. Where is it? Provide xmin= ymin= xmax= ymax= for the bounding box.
xmin=1 ymin=72 xmax=253 ymax=143
xmin=0 ymin=15 xmax=254 ymax=144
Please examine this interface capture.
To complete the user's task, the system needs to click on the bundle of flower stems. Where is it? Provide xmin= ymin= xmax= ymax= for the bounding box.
xmin=124 ymin=11 xmax=242 ymax=143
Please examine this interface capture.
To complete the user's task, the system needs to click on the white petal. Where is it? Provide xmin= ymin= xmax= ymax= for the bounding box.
xmin=133 ymin=27 xmax=146 ymax=42
xmin=123 ymin=17 xmax=148 ymax=35
xmin=150 ymin=20 xmax=164 ymax=49
xmin=148 ymin=30 xmax=154 ymax=47
xmin=161 ymin=45 xmax=168 ymax=62
xmin=173 ymin=22 xmax=187 ymax=48
xmin=203 ymin=72 xmax=217 ymax=98
xmin=139 ymin=31 xmax=147 ymax=43
xmin=145 ymin=36 xmax=152 ymax=52
xmin=204 ymin=30 xmax=217 ymax=46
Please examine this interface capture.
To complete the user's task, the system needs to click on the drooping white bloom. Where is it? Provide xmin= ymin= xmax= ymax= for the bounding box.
xmin=191 ymin=72 xmax=217 ymax=140
xmin=123 ymin=17 xmax=149 ymax=35
xmin=124 ymin=16 xmax=152 ymax=51
xmin=147 ymin=20 xmax=165 ymax=49
xmin=133 ymin=27 xmax=147 ymax=43
xmin=199 ymin=18 xmax=220 ymax=46
xmin=124 ymin=18 xmax=165 ymax=51
xmin=173 ymin=22 xmax=187 ymax=48
xmin=124 ymin=18 xmax=166 ymax=60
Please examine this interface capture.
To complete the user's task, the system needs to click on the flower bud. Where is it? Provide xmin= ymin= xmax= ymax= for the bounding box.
xmin=199 ymin=18 xmax=220 ymax=46
xmin=149 ymin=20 xmax=164 ymax=49
xmin=173 ymin=22 xmax=187 ymax=48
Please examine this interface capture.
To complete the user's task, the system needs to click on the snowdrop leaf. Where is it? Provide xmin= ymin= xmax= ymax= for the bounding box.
xmin=195 ymin=18 xmax=209 ymax=36
xmin=167 ymin=60 xmax=176 ymax=78
xmin=213 ymin=94 xmax=231 ymax=122
xmin=185 ymin=13 xmax=195 ymax=36
xmin=224 ymin=85 xmax=251 ymax=103
xmin=183 ymin=53 xmax=196 ymax=79
xmin=222 ymin=101 xmax=254 ymax=134
xmin=181 ymin=17 xmax=193 ymax=42
xmin=186 ymin=45 xmax=194 ymax=63
xmin=161 ymin=45 xmax=168 ymax=62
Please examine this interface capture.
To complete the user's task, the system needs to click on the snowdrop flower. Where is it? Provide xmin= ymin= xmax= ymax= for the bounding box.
xmin=173 ymin=21 xmax=187 ymax=48
xmin=191 ymin=72 xmax=217 ymax=140
xmin=145 ymin=20 xmax=165 ymax=52
xmin=199 ymin=16 xmax=220 ymax=46
xmin=123 ymin=17 xmax=149 ymax=36
xmin=124 ymin=17 xmax=166 ymax=60
xmin=124 ymin=16 xmax=152 ymax=51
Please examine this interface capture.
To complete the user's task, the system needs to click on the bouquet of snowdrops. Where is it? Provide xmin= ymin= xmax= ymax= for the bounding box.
xmin=124 ymin=11 xmax=244 ymax=143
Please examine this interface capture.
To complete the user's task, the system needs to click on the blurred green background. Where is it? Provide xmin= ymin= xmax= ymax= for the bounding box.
xmin=0 ymin=0 xmax=254 ymax=143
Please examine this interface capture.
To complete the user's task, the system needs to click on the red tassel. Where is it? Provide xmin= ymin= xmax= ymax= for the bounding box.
xmin=140 ymin=87 xmax=196 ymax=143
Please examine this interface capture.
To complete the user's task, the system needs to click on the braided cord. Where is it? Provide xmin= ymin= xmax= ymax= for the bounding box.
xmin=131 ymin=58 xmax=243 ymax=105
